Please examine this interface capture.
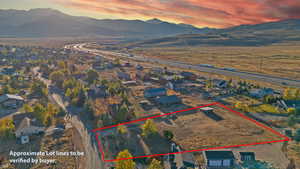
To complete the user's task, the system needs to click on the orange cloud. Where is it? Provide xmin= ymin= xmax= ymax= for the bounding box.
xmin=54 ymin=0 xmax=300 ymax=28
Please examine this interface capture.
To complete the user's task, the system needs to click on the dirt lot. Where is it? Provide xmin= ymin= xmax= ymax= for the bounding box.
xmin=97 ymin=104 xmax=284 ymax=161
xmin=157 ymin=105 xmax=283 ymax=151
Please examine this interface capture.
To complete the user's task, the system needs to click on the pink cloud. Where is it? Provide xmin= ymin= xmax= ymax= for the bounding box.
xmin=54 ymin=0 xmax=300 ymax=28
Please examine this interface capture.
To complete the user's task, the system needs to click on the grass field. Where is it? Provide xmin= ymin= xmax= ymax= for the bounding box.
xmin=129 ymin=43 xmax=300 ymax=80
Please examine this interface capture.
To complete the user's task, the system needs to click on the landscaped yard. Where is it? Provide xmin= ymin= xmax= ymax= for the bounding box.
xmin=250 ymin=104 xmax=286 ymax=115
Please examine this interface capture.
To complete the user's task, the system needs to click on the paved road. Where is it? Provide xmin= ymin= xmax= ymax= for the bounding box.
xmin=69 ymin=43 xmax=300 ymax=88
xmin=33 ymin=67 xmax=104 ymax=169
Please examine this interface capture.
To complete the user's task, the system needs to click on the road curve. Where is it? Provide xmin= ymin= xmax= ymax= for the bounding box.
xmin=69 ymin=43 xmax=300 ymax=88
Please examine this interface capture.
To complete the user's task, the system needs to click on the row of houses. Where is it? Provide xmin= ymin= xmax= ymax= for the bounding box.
xmin=166 ymin=143 xmax=256 ymax=169
xmin=144 ymin=87 xmax=182 ymax=106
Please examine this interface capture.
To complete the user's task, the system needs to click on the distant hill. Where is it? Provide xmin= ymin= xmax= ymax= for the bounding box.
xmin=121 ymin=19 xmax=300 ymax=47
xmin=0 ymin=8 xmax=209 ymax=38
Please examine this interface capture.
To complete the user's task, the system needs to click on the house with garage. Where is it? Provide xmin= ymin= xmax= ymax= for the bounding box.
xmin=0 ymin=94 xmax=24 ymax=109
xmin=203 ymin=151 xmax=236 ymax=169
xmin=13 ymin=113 xmax=45 ymax=144
xmin=117 ymin=71 xmax=131 ymax=81
xmin=213 ymin=79 xmax=228 ymax=88
xmin=250 ymin=88 xmax=274 ymax=98
xmin=156 ymin=95 xmax=181 ymax=106
xmin=180 ymin=71 xmax=197 ymax=81
xmin=239 ymin=152 xmax=255 ymax=161
xmin=144 ymin=88 xmax=167 ymax=98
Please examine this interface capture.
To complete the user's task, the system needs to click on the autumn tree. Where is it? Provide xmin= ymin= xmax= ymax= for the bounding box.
xmin=115 ymin=150 xmax=136 ymax=169
xmin=33 ymin=103 xmax=47 ymax=125
xmin=21 ymin=104 xmax=34 ymax=113
xmin=148 ymin=159 xmax=163 ymax=169
xmin=142 ymin=119 xmax=158 ymax=137
xmin=0 ymin=118 xmax=15 ymax=139
xmin=117 ymin=125 xmax=128 ymax=135
xmin=49 ymin=70 xmax=65 ymax=88
xmin=235 ymin=102 xmax=249 ymax=112
xmin=30 ymin=80 xmax=48 ymax=97
xmin=287 ymin=108 xmax=297 ymax=115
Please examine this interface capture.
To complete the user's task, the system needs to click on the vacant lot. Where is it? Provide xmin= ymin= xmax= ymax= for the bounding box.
xmin=96 ymin=104 xmax=284 ymax=160
xmin=157 ymin=105 xmax=283 ymax=151
xmin=130 ymin=44 xmax=300 ymax=80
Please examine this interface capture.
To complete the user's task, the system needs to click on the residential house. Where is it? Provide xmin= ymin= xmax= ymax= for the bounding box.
xmin=180 ymin=71 xmax=197 ymax=80
xmin=144 ymin=88 xmax=167 ymax=98
xmin=13 ymin=113 xmax=45 ymax=144
xmin=239 ymin=152 xmax=255 ymax=161
xmin=213 ymin=80 xmax=228 ymax=88
xmin=203 ymin=151 xmax=235 ymax=169
xmin=88 ymin=85 xmax=108 ymax=98
xmin=151 ymin=67 xmax=165 ymax=74
xmin=136 ymin=64 xmax=144 ymax=70
xmin=117 ymin=71 xmax=131 ymax=81
xmin=156 ymin=95 xmax=181 ymax=106
xmin=122 ymin=81 xmax=137 ymax=86
xmin=0 ymin=94 xmax=24 ymax=109
xmin=250 ymin=88 xmax=274 ymax=98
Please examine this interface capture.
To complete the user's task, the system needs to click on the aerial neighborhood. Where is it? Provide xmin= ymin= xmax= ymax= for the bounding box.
xmin=1 ymin=42 xmax=299 ymax=169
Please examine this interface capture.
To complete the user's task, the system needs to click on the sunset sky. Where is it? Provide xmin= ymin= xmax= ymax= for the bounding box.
xmin=1 ymin=0 xmax=300 ymax=28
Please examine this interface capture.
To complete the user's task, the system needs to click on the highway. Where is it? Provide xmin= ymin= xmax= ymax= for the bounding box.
xmin=69 ymin=43 xmax=300 ymax=88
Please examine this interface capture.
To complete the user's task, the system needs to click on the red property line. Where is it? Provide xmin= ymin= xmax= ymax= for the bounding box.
xmin=93 ymin=102 xmax=291 ymax=162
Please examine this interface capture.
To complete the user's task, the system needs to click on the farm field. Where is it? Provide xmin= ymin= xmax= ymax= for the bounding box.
xmin=129 ymin=43 xmax=300 ymax=80
xmin=95 ymin=103 xmax=285 ymax=161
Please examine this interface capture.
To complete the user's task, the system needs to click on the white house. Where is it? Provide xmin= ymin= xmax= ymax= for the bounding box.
xmin=0 ymin=94 xmax=24 ymax=108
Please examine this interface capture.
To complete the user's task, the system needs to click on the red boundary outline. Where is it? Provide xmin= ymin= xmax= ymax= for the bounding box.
xmin=92 ymin=102 xmax=291 ymax=162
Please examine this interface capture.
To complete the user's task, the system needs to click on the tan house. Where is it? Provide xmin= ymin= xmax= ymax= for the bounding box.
xmin=13 ymin=113 xmax=45 ymax=144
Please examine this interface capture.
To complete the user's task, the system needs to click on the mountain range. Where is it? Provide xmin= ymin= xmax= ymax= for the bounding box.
xmin=0 ymin=8 xmax=208 ymax=38
xmin=0 ymin=8 xmax=299 ymax=46
xmin=122 ymin=19 xmax=300 ymax=47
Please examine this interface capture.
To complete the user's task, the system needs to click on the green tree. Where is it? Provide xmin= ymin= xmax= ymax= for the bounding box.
xmin=142 ymin=119 xmax=158 ymax=137
xmin=163 ymin=130 xmax=174 ymax=141
xmin=205 ymin=79 xmax=213 ymax=90
xmin=148 ymin=159 xmax=163 ymax=169
xmin=294 ymin=128 xmax=300 ymax=142
xmin=86 ymin=69 xmax=99 ymax=84
xmin=30 ymin=80 xmax=48 ymax=97
xmin=115 ymin=150 xmax=136 ymax=169
xmin=116 ymin=103 xmax=130 ymax=123
xmin=287 ymin=115 xmax=297 ymax=127
xmin=76 ymin=87 xmax=86 ymax=107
